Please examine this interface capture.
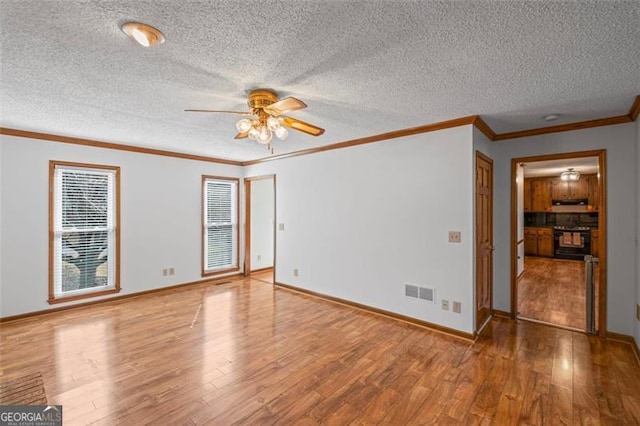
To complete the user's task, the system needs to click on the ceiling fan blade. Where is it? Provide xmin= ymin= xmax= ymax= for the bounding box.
xmin=282 ymin=116 xmax=325 ymax=136
xmin=264 ymin=97 xmax=307 ymax=116
xmin=234 ymin=132 xmax=248 ymax=139
xmin=185 ymin=109 xmax=253 ymax=116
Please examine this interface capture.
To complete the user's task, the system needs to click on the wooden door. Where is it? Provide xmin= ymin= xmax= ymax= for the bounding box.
xmin=475 ymin=152 xmax=493 ymax=332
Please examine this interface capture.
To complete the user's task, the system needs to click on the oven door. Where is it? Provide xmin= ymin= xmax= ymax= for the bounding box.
xmin=554 ymin=230 xmax=591 ymax=260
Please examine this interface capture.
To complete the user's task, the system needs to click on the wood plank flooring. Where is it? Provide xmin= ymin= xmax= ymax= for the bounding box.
xmin=1 ymin=275 xmax=639 ymax=424
xmin=517 ymin=257 xmax=596 ymax=330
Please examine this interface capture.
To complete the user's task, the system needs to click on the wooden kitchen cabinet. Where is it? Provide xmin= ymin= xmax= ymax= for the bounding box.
xmin=591 ymin=229 xmax=599 ymax=257
xmin=524 ymin=227 xmax=554 ymax=257
xmin=531 ymin=179 xmax=552 ymax=212
xmin=551 ymin=178 xmax=589 ymax=200
xmin=523 ymin=179 xmax=532 ymax=212
xmin=524 ymin=228 xmax=538 ymax=255
xmin=537 ymin=228 xmax=554 ymax=257
xmin=587 ymin=174 xmax=599 ymax=210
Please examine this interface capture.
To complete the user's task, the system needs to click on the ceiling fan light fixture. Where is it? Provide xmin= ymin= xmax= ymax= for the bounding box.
xmin=267 ymin=116 xmax=281 ymax=131
xmin=122 ymin=22 xmax=165 ymax=47
xmin=236 ymin=118 xmax=252 ymax=133
xmin=560 ymin=168 xmax=580 ymax=181
xmin=248 ymin=127 xmax=260 ymax=140
xmin=275 ymin=126 xmax=288 ymax=140
xmin=257 ymin=127 xmax=273 ymax=145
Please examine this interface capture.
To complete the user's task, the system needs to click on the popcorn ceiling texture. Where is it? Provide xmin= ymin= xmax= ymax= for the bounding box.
xmin=1 ymin=1 xmax=639 ymax=161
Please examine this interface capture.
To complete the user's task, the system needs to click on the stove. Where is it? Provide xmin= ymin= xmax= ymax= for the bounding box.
xmin=553 ymin=227 xmax=591 ymax=260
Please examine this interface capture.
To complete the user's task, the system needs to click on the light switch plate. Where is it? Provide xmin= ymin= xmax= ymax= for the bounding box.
xmin=279 ymin=223 xmax=285 ymax=231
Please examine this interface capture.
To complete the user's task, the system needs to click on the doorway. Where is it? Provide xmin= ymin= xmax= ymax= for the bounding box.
xmin=510 ymin=150 xmax=606 ymax=335
xmin=244 ymin=175 xmax=276 ymax=284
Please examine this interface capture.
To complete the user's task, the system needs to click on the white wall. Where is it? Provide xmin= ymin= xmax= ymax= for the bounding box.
xmin=0 ymin=135 xmax=243 ymax=318
xmin=249 ymin=178 xmax=274 ymax=270
xmin=245 ymin=125 xmax=477 ymax=333
xmin=0 ymin=139 xmax=3 ymax=297
xmin=491 ymin=123 xmax=638 ymax=335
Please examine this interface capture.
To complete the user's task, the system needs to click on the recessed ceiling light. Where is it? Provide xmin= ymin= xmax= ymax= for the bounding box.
xmin=121 ymin=22 xmax=165 ymax=47
xmin=543 ymin=113 xmax=560 ymax=122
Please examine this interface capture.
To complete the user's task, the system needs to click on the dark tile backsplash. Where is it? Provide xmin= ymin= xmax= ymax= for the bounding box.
xmin=524 ymin=212 xmax=599 ymax=228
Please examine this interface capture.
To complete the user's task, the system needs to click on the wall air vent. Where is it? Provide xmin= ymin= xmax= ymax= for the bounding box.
xmin=405 ymin=284 xmax=419 ymax=298
xmin=405 ymin=284 xmax=435 ymax=303
xmin=419 ymin=287 xmax=434 ymax=302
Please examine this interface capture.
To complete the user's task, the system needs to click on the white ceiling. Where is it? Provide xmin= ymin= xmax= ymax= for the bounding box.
xmin=522 ymin=157 xmax=599 ymax=178
xmin=1 ymin=1 xmax=639 ymax=162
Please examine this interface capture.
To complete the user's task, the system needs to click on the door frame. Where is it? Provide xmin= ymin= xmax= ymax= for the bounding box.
xmin=509 ymin=149 xmax=607 ymax=336
xmin=244 ymin=174 xmax=276 ymax=277
xmin=475 ymin=151 xmax=494 ymax=333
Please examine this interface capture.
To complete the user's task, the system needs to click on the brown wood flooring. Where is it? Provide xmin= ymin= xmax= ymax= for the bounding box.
xmin=1 ymin=275 xmax=639 ymax=424
xmin=517 ymin=257 xmax=596 ymax=330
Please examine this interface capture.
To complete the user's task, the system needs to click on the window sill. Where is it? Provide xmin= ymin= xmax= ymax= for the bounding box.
xmin=48 ymin=287 xmax=121 ymax=305
xmin=202 ymin=266 xmax=240 ymax=278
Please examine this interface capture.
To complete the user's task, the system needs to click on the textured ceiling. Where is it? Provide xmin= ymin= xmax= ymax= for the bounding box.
xmin=1 ymin=1 xmax=639 ymax=162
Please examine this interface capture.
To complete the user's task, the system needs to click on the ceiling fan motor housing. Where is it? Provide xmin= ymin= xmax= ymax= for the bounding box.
xmin=248 ymin=89 xmax=278 ymax=112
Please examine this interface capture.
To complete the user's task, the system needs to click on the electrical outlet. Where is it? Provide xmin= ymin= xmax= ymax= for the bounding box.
xmin=279 ymin=223 xmax=285 ymax=231
xmin=162 ymin=268 xmax=168 ymax=276
xmin=257 ymin=254 xmax=261 ymax=262
xmin=452 ymin=301 xmax=461 ymax=313
xmin=293 ymin=268 xmax=299 ymax=277
xmin=442 ymin=299 xmax=449 ymax=311
xmin=448 ymin=231 xmax=461 ymax=243
xmin=169 ymin=267 xmax=174 ymax=276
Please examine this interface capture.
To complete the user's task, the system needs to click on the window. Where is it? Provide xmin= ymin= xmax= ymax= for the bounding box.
xmin=202 ymin=176 xmax=239 ymax=276
xmin=49 ymin=161 xmax=120 ymax=303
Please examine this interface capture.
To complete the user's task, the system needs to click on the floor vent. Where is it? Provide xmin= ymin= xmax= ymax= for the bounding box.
xmin=405 ymin=284 xmax=435 ymax=303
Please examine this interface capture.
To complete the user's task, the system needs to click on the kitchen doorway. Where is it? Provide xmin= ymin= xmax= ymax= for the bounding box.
xmin=244 ymin=175 xmax=276 ymax=283
xmin=510 ymin=150 xmax=606 ymax=335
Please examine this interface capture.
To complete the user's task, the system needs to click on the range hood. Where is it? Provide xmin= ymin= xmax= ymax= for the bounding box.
xmin=551 ymin=198 xmax=589 ymax=212
xmin=552 ymin=198 xmax=588 ymax=206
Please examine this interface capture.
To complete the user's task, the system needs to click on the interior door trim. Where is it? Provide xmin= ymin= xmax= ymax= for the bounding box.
xmin=509 ymin=149 xmax=606 ymax=337
xmin=244 ymin=174 xmax=276 ymax=277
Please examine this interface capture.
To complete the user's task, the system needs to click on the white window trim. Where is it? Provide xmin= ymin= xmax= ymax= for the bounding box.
xmin=202 ymin=175 xmax=239 ymax=276
xmin=49 ymin=161 xmax=120 ymax=304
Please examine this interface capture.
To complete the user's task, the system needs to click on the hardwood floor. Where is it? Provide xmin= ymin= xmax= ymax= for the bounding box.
xmin=1 ymin=275 xmax=639 ymax=424
xmin=517 ymin=256 xmax=597 ymax=330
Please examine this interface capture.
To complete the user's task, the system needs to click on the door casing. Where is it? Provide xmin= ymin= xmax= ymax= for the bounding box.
xmin=509 ymin=149 xmax=607 ymax=336
xmin=244 ymin=175 xmax=276 ymax=277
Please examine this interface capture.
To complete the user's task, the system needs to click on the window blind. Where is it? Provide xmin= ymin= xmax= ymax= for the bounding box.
xmin=204 ymin=178 xmax=238 ymax=272
xmin=53 ymin=165 xmax=116 ymax=298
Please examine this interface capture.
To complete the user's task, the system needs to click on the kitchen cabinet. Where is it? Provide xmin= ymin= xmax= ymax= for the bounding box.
xmin=523 ymin=179 xmax=532 ymax=212
xmin=591 ymin=229 xmax=599 ymax=257
xmin=537 ymin=228 xmax=554 ymax=257
xmin=524 ymin=227 xmax=554 ymax=257
xmin=524 ymin=229 xmax=538 ymax=255
xmin=587 ymin=174 xmax=599 ymax=210
xmin=531 ymin=179 xmax=552 ymax=212
xmin=551 ymin=178 xmax=588 ymax=200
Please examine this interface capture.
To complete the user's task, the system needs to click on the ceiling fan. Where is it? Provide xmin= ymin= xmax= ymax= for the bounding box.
xmin=186 ymin=89 xmax=324 ymax=152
